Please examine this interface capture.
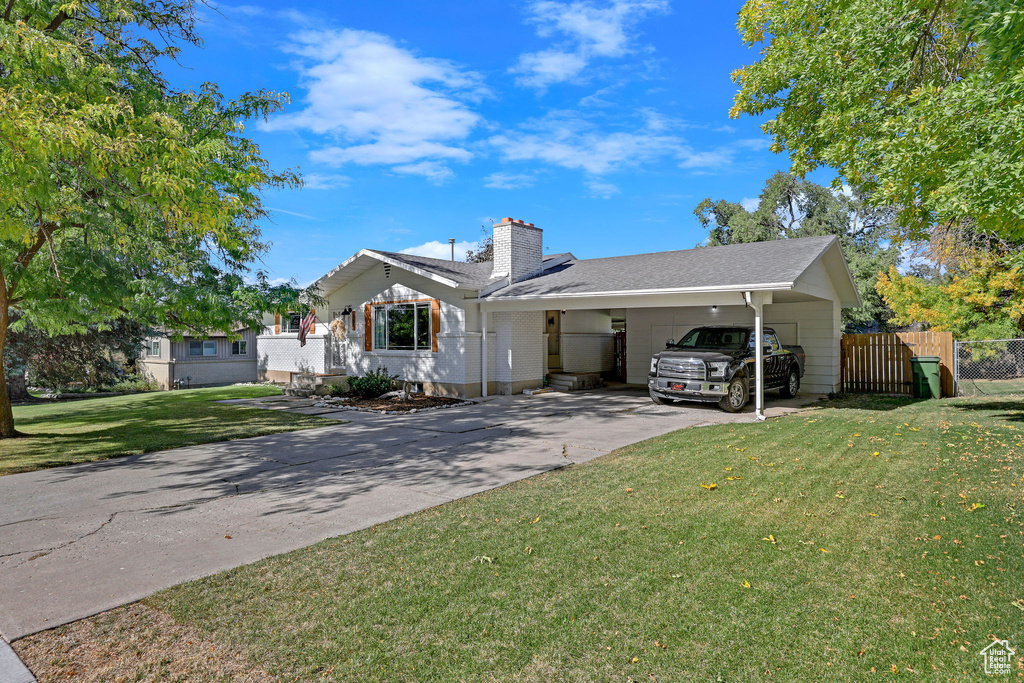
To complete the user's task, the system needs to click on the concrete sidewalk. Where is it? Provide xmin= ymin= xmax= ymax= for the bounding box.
xmin=0 ymin=388 xmax=816 ymax=642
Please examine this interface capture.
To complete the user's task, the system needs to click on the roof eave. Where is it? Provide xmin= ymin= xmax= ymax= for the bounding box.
xmin=476 ymin=282 xmax=795 ymax=303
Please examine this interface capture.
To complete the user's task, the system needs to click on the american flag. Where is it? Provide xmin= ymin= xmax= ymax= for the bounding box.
xmin=298 ymin=309 xmax=316 ymax=347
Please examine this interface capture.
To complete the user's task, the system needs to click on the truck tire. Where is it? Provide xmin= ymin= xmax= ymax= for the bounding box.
xmin=780 ymin=366 xmax=800 ymax=398
xmin=719 ymin=377 xmax=748 ymax=412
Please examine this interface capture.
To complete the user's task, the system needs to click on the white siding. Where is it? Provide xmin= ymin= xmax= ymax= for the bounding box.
xmin=625 ymin=300 xmax=840 ymax=394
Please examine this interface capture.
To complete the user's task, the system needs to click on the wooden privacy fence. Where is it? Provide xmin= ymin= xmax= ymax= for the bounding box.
xmin=841 ymin=332 xmax=955 ymax=397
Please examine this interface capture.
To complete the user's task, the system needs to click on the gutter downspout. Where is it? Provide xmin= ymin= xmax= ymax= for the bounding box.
xmin=744 ymin=291 xmax=766 ymax=422
xmin=481 ymin=307 xmax=488 ymax=397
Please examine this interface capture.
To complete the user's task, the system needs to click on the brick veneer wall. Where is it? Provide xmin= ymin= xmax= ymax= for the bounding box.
xmin=257 ymin=334 xmax=328 ymax=376
xmin=493 ymin=310 xmax=543 ymax=393
xmin=492 ymin=221 xmax=543 ymax=283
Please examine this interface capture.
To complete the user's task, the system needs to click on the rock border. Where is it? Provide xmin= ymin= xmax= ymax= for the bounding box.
xmin=311 ymin=398 xmax=475 ymax=416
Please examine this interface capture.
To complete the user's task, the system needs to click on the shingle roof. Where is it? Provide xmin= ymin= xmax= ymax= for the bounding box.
xmin=369 ymin=250 xmax=574 ymax=288
xmin=480 ymin=236 xmax=839 ymax=299
xmin=369 ymin=250 xmax=498 ymax=287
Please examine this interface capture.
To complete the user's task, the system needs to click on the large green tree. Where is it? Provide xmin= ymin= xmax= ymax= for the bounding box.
xmin=695 ymin=172 xmax=901 ymax=331
xmin=731 ymin=0 xmax=1024 ymax=241
xmin=0 ymin=1 xmax=309 ymax=438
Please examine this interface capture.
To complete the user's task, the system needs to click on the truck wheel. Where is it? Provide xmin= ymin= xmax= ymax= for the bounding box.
xmin=719 ymin=377 xmax=747 ymax=412
xmin=650 ymin=390 xmax=673 ymax=405
xmin=780 ymin=367 xmax=800 ymax=398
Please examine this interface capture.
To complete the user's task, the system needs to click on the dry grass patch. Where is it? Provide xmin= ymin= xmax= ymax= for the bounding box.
xmin=13 ymin=603 xmax=274 ymax=683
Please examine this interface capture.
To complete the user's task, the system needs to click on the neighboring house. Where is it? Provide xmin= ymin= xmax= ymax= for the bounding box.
xmin=257 ymin=218 xmax=861 ymax=398
xmin=139 ymin=328 xmax=259 ymax=390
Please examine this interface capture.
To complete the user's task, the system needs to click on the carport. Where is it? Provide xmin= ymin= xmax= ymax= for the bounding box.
xmin=477 ymin=236 xmax=861 ymax=419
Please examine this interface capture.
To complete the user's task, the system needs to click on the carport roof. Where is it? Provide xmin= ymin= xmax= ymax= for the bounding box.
xmin=480 ymin=235 xmax=852 ymax=301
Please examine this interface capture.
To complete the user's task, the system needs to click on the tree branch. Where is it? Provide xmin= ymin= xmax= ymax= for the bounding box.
xmin=2 ymin=0 xmax=15 ymax=22
xmin=44 ymin=11 xmax=67 ymax=32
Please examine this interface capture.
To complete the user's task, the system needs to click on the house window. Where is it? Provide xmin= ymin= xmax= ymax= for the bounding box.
xmin=189 ymin=340 xmax=217 ymax=356
xmin=147 ymin=341 xmax=160 ymax=357
xmin=373 ymin=301 xmax=432 ymax=351
xmin=281 ymin=312 xmax=302 ymax=334
xmin=231 ymin=340 xmax=247 ymax=355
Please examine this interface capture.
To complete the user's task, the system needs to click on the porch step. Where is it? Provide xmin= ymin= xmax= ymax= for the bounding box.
xmin=283 ymin=387 xmax=314 ymax=398
xmin=545 ymin=372 xmax=603 ymax=393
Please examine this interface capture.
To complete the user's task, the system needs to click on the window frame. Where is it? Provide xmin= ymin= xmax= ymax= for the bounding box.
xmin=280 ymin=312 xmax=302 ymax=334
xmin=189 ymin=340 xmax=217 ymax=356
xmin=147 ymin=340 xmax=160 ymax=357
xmin=231 ymin=340 xmax=248 ymax=356
xmin=371 ymin=299 xmax=435 ymax=352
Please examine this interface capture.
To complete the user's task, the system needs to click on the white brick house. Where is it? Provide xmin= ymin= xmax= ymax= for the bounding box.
xmin=257 ymin=218 xmax=861 ymax=400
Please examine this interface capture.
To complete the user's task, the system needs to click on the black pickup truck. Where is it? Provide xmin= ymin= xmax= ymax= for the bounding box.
xmin=648 ymin=326 xmax=805 ymax=412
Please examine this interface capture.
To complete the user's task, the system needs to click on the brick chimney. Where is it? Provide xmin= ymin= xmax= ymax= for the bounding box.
xmin=492 ymin=217 xmax=543 ymax=283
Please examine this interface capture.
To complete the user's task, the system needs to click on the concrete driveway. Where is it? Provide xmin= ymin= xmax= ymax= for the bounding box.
xmin=0 ymin=387 xmax=815 ymax=641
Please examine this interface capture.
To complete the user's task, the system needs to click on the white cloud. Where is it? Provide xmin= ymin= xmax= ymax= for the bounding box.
xmin=587 ymin=179 xmax=620 ymax=198
xmin=391 ymin=161 xmax=455 ymax=184
xmin=740 ymin=197 xmax=760 ymax=212
xmin=490 ymin=110 xmax=685 ymax=175
xmin=261 ymin=29 xmax=485 ymax=180
xmin=266 ymin=207 xmax=320 ymax=220
xmin=400 ymin=240 xmax=478 ymax=261
xmin=484 ymin=172 xmax=537 ymax=189
xmin=512 ymin=0 xmax=671 ymax=88
xmin=301 ymin=173 xmax=350 ymax=189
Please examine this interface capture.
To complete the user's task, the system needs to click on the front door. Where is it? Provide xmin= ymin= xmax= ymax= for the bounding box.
xmin=329 ymin=310 xmax=348 ymax=372
xmin=546 ymin=310 xmax=561 ymax=370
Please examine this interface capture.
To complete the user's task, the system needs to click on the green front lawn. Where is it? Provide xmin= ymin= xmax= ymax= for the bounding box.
xmin=1 ymin=386 xmax=332 ymax=476
xmin=19 ymin=395 xmax=1024 ymax=681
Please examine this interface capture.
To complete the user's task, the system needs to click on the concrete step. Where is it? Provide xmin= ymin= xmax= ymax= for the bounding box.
xmin=283 ymin=387 xmax=314 ymax=398
xmin=546 ymin=372 xmax=603 ymax=391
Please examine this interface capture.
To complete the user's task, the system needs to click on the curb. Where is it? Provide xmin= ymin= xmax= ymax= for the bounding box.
xmin=0 ymin=636 xmax=35 ymax=683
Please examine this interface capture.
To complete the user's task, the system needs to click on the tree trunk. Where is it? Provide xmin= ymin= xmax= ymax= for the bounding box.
xmin=0 ymin=292 xmax=20 ymax=438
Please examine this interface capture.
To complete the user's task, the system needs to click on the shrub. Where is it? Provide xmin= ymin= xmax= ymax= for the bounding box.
xmin=349 ymin=366 xmax=399 ymax=399
xmin=105 ymin=374 xmax=158 ymax=393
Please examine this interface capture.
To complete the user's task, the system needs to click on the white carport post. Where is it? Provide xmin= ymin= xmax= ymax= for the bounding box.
xmin=745 ymin=291 xmax=766 ymax=422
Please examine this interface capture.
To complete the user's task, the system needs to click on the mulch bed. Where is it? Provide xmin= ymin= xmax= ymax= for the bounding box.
xmin=318 ymin=393 xmax=472 ymax=414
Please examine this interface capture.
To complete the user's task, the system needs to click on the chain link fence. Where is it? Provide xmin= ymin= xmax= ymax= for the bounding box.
xmin=955 ymin=338 xmax=1024 ymax=397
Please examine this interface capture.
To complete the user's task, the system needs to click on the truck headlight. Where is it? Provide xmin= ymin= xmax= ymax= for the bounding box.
xmin=650 ymin=358 xmax=658 ymax=375
xmin=708 ymin=361 xmax=728 ymax=378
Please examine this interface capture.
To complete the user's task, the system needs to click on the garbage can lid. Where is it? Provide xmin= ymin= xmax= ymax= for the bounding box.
xmin=911 ymin=355 xmax=941 ymax=362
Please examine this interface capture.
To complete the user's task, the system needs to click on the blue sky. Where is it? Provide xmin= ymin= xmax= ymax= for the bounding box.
xmin=169 ymin=0 xmax=807 ymax=285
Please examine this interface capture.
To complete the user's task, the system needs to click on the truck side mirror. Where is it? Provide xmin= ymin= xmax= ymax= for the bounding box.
xmin=666 ymin=339 xmax=674 ymax=347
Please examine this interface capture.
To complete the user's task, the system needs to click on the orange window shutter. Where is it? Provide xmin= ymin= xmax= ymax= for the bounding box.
xmin=275 ymin=313 xmax=280 ymax=335
xmin=431 ymin=299 xmax=441 ymax=352
xmin=310 ymin=315 xmax=315 ymax=334
xmin=364 ymin=305 xmax=372 ymax=352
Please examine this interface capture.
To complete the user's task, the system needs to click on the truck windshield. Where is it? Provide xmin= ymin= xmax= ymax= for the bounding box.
xmin=672 ymin=328 xmax=747 ymax=350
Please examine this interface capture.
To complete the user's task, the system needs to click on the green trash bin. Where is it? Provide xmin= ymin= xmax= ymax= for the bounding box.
xmin=910 ymin=355 xmax=941 ymax=399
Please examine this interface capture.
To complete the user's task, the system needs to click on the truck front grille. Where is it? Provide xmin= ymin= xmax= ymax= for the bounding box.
xmin=658 ymin=358 xmax=706 ymax=380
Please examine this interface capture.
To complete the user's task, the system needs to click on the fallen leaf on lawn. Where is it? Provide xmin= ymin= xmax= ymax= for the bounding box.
xmin=868 ymin=513 xmax=879 ymax=517
xmin=726 ymin=476 xmax=743 ymax=481
xmin=631 ymin=657 xmax=639 ymax=663
xmin=701 ymin=483 xmax=717 ymax=490
xmin=891 ymin=665 xmax=898 ymax=673
xmin=625 ymin=488 xmax=634 ymax=493
xmin=872 ymin=452 xmax=880 ymax=457
xmin=530 ymin=517 xmax=541 ymax=524
xmin=933 ymin=535 xmax=941 ymax=540
xmin=1011 ymin=599 xmax=1024 ymax=612
xmin=725 ymin=466 xmax=733 ymax=471
xmin=741 ymin=580 xmax=751 ymax=588
xmin=968 ymin=503 xmax=985 ymax=511
xmin=762 ymin=535 xmax=777 ymax=544
xmin=820 ymin=548 xmax=829 ymax=553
